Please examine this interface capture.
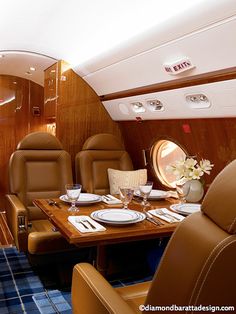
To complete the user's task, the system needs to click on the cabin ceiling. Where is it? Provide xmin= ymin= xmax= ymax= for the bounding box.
xmin=1 ymin=0 xmax=235 ymax=92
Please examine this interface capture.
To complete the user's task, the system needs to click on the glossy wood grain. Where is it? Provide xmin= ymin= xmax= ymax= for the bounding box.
xmin=34 ymin=198 xmax=177 ymax=246
xmin=118 ymin=118 xmax=236 ymax=190
xmin=0 ymin=212 xmax=14 ymax=247
xmin=56 ymin=61 xmax=122 ymax=169
xmin=0 ymin=75 xmax=45 ymax=208
xmin=44 ymin=62 xmax=58 ymax=119
xmin=100 ymin=66 xmax=236 ymax=101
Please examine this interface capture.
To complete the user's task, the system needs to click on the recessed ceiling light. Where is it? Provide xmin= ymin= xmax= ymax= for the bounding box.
xmin=30 ymin=67 xmax=36 ymax=71
xmin=130 ymin=102 xmax=146 ymax=113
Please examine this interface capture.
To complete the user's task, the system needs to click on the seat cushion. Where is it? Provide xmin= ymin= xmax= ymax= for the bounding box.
xmin=28 ymin=220 xmax=76 ymax=254
xmin=108 ymin=168 xmax=147 ymax=194
xmin=115 ymin=281 xmax=150 ymax=312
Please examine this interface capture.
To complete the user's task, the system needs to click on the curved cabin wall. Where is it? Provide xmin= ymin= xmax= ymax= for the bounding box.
xmin=118 ymin=118 xmax=236 ymax=190
xmin=0 ymin=75 xmax=45 ymax=208
xmin=53 ymin=61 xmax=122 ymax=173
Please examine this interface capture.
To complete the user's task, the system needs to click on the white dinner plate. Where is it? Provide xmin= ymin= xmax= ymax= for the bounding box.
xmin=91 ymin=209 xmax=145 ymax=225
xmin=170 ymin=203 xmax=201 ymax=215
xmin=135 ymin=189 xmax=169 ymax=200
xmin=60 ymin=193 xmax=102 ymax=205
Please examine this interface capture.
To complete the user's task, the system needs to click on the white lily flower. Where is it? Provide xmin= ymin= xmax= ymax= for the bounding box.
xmin=167 ymin=157 xmax=213 ymax=181
xmin=200 ymin=159 xmax=214 ymax=175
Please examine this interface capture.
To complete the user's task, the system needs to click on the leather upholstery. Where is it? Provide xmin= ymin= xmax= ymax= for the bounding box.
xmin=201 ymin=160 xmax=236 ymax=234
xmin=6 ymin=132 xmax=75 ymax=255
xmin=75 ymin=133 xmax=133 ymax=195
xmin=72 ymin=160 xmax=236 ymax=313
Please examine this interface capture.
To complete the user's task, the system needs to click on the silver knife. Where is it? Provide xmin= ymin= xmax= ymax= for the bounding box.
xmin=146 ymin=217 xmax=162 ymax=226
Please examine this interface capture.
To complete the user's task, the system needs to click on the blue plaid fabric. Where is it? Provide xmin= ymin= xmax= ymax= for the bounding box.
xmin=0 ymin=247 xmax=72 ymax=314
xmin=0 ymin=247 xmax=154 ymax=313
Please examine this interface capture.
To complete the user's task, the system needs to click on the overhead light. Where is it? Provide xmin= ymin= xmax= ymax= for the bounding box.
xmin=186 ymin=93 xmax=211 ymax=109
xmin=146 ymin=99 xmax=164 ymax=111
xmin=130 ymin=102 xmax=146 ymax=113
xmin=118 ymin=103 xmax=129 ymax=115
xmin=30 ymin=67 xmax=36 ymax=71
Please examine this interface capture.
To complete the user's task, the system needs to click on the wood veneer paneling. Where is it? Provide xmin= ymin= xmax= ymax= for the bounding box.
xmin=0 ymin=75 xmax=45 ymax=208
xmin=56 ymin=61 xmax=122 ymax=176
xmin=118 ymin=118 xmax=236 ymax=189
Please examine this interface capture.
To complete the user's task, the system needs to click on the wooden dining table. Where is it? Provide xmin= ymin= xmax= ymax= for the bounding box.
xmin=33 ymin=197 xmax=179 ymax=274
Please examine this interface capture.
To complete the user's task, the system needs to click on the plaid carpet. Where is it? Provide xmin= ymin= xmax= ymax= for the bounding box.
xmin=0 ymin=247 xmax=72 ymax=314
xmin=0 ymin=242 xmax=163 ymax=313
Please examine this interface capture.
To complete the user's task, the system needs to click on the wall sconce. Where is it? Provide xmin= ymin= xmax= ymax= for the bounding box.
xmin=47 ymin=122 xmax=56 ymax=136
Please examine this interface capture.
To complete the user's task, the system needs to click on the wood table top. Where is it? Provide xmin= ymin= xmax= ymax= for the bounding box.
xmin=33 ymin=197 xmax=179 ymax=246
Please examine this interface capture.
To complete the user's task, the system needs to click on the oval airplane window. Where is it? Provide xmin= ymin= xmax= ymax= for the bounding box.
xmin=151 ymin=139 xmax=187 ymax=188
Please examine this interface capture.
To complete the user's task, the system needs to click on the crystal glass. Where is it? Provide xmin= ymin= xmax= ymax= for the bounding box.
xmin=175 ymin=180 xmax=189 ymax=204
xmin=119 ymin=187 xmax=134 ymax=210
xmin=65 ymin=184 xmax=82 ymax=213
xmin=139 ymin=181 xmax=153 ymax=207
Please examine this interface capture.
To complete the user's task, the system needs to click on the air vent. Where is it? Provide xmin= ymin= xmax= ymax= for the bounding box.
xmin=146 ymin=99 xmax=164 ymax=111
xmin=186 ymin=93 xmax=211 ymax=109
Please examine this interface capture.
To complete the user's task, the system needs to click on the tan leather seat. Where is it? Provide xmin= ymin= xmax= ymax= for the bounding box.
xmin=71 ymin=160 xmax=236 ymax=313
xmin=6 ymin=132 xmax=79 ymax=260
xmin=75 ymin=133 xmax=133 ymax=195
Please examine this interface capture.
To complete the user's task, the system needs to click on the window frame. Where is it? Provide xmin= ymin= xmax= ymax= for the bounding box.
xmin=150 ymin=138 xmax=188 ymax=188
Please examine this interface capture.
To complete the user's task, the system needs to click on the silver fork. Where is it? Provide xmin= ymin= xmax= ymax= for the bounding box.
xmin=156 ymin=209 xmax=180 ymax=222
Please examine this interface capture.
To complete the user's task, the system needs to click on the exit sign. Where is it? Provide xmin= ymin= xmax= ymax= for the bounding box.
xmin=164 ymin=57 xmax=195 ymax=75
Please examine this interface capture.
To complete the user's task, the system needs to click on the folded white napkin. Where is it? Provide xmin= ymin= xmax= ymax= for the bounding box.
xmin=68 ymin=216 xmax=106 ymax=233
xmin=102 ymin=194 xmax=122 ymax=205
xmin=148 ymin=208 xmax=185 ymax=223
xmin=166 ymin=191 xmax=179 ymax=199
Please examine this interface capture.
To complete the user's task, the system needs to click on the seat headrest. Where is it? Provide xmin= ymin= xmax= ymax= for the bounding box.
xmin=17 ymin=132 xmax=63 ymax=150
xmin=82 ymin=133 xmax=125 ymax=151
xmin=201 ymin=160 xmax=236 ymax=234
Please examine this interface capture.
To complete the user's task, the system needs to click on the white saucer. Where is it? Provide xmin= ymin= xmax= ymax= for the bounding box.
xmin=170 ymin=203 xmax=201 ymax=215
xmin=60 ymin=193 xmax=102 ymax=205
xmin=135 ymin=189 xmax=168 ymax=200
xmin=91 ymin=209 xmax=145 ymax=225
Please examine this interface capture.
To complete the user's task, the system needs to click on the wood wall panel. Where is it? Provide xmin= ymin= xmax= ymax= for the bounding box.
xmin=56 ymin=62 xmax=122 ymax=176
xmin=118 ymin=118 xmax=236 ymax=190
xmin=0 ymin=75 xmax=45 ymax=209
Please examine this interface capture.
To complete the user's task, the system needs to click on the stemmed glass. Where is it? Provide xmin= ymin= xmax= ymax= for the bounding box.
xmin=119 ymin=187 xmax=134 ymax=210
xmin=175 ymin=180 xmax=189 ymax=204
xmin=65 ymin=184 xmax=82 ymax=213
xmin=139 ymin=181 xmax=153 ymax=207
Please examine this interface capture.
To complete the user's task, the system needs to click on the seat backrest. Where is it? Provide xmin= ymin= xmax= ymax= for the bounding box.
xmin=9 ymin=132 xmax=73 ymax=221
xmin=75 ymin=133 xmax=133 ymax=195
xmin=146 ymin=160 xmax=236 ymax=307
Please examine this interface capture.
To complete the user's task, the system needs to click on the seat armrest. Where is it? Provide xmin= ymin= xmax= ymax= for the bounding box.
xmin=6 ymin=194 xmax=28 ymax=252
xmin=72 ymin=263 xmax=135 ymax=314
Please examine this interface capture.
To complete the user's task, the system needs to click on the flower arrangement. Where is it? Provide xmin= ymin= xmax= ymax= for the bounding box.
xmin=166 ymin=157 xmax=214 ymax=182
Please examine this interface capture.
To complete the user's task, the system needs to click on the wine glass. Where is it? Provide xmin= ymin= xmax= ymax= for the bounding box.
xmin=139 ymin=181 xmax=153 ymax=207
xmin=65 ymin=184 xmax=82 ymax=213
xmin=119 ymin=187 xmax=134 ymax=210
xmin=175 ymin=180 xmax=189 ymax=204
